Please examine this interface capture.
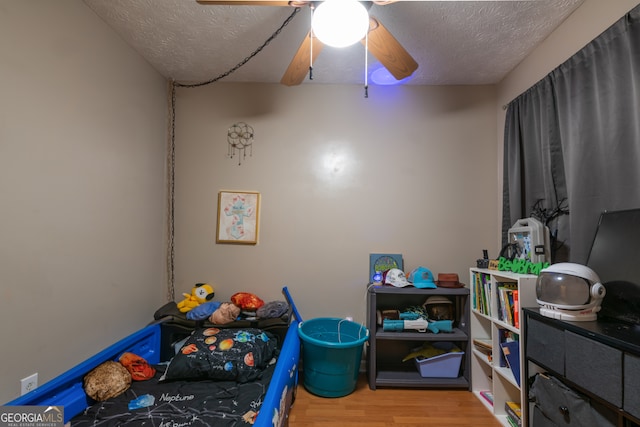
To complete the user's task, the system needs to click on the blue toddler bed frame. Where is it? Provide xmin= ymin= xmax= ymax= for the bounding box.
xmin=6 ymin=287 xmax=302 ymax=427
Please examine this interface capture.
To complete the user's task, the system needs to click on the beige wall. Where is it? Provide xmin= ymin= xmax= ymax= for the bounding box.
xmin=173 ymin=0 xmax=640 ymax=325
xmin=173 ymin=83 xmax=500 ymax=322
xmin=1 ymin=0 xmax=637 ymax=406
xmin=0 ymin=1 xmax=167 ymax=402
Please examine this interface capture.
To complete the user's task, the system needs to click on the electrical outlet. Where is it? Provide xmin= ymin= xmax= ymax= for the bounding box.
xmin=21 ymin=373 xmax=38 ymax=396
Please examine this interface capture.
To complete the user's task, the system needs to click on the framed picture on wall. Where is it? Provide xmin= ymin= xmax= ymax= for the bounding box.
xmin=216 ymin=191 xmax=260 ymax=245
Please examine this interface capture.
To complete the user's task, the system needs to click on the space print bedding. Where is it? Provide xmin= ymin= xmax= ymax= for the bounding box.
xmin=5 ymin=287 xmax=301 ymax=427
xmin=71 ymin=359 xmax=276 ymax=426
xmin=72 ymin=325 xmax=281 ymax=426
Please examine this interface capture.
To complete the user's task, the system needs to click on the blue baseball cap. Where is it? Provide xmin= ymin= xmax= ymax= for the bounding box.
xmin=408 ymin=267 xmax=437 ymax=289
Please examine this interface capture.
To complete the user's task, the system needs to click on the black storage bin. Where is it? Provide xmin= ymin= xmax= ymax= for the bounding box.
xmin=526 ymin=317 xmax=565 ymax=374
xmin=529 ymin=374 xmax=616 ymax=427
xmin=564 ymin=331 xmax=622 ymax=407
xmin=624 ymin=353 xmax=640 ymax=419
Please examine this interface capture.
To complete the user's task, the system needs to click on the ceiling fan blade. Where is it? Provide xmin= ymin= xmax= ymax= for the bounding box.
xmin=196 ymin=1 xmax=305 ymax=6
xmin=362 ymin=17 xmax=418 ymax=81
xmin=281 ymin=31 xmax=324 ymax=86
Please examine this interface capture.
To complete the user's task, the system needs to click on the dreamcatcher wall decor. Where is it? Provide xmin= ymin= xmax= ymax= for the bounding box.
xmin=227 ymin=122 xmax=254 ymax=165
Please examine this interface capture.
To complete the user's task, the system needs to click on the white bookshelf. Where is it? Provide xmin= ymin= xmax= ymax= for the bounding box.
xmin=469 ymin=268 xmax=538 ymax=427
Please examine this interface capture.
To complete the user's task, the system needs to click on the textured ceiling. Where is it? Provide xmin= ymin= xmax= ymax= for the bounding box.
xmin=83 ymin=0 xmax=585 ymax=86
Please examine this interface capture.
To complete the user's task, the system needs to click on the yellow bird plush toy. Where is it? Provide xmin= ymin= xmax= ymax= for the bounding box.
xmin=177 ymin=283 xmax=215 ymax=313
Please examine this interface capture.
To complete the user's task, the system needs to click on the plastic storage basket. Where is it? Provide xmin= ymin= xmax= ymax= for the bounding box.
xmin=298 ymin=317 xmax=369 ymax=397
xmin=414 ymin=342 xmax=464 ymax=378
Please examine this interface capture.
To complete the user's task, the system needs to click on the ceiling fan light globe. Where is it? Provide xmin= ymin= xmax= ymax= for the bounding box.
xmin=312 ymin=0 xmax=369 ymax=48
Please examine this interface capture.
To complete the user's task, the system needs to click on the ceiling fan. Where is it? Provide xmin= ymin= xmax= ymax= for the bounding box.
xmin=196 ymin=1 xmax=419 ymax=86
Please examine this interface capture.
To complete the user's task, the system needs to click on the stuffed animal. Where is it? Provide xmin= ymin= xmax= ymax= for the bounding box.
xmin=186 ymin=301 xmax=221 ymax=321
xmin=83 ymin=361 xmax=131 ymax=401
xmin=210 ymin=302 xmax=241 ymax=325
xmin=177 ymin=283 xmax=215 ymax=313
xmin=118 ymin=352 xmax=156 ymax=381
xmin=230 ymin=292 xmax=264 ymax=311
xmin=257 ymin=301 xmax=288 ymax=319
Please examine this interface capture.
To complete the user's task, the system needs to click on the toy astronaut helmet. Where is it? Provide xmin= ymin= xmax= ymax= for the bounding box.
xmin=423 ymin=296 xmax=454 ymax=320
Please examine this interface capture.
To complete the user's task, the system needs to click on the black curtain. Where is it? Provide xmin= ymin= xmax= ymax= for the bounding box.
xmin=503 ymin=4 xmax=640 ymax=264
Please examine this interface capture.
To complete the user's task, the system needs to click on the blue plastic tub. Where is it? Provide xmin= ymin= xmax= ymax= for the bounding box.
xmin=298 ymin=317 xmax=369 ymax=397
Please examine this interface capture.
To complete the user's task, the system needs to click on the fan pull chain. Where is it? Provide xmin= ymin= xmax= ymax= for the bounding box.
xmin=309 ymin=6 xmax=314 ymax=81
xmin=364 ymin=31 xmax=369 ymax=98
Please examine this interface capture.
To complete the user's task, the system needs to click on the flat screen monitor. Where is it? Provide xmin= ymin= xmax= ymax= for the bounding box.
xmin=586 ymin=208 xmax=640 ymax=324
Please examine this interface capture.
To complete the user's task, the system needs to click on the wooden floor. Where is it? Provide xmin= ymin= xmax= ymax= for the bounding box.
xmin=289 ymin=374 xmax=503 ymax=427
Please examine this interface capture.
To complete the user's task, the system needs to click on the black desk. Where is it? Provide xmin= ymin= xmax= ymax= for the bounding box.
xmin=523 ymin=308 xmax=640 ymax=427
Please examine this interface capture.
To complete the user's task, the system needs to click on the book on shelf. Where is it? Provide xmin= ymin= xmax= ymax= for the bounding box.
xmin=483 ymin=275 xmax=491 ymax=315
xmin=497 ymin=286 xmax=505 ymax=321
xmin=472 ymin=338 xmax=493 ymax=361
xmin=506 ymin=416 xmax=519 ymax=427
xmin=479 ymin=390 xmax=493 ymax=406
xmin=472 ymin=338 xmax=492 ymax=351
xmin=497 ymin=283 xmax=518 ymax=326
xmin=472 ymin=273 xmax=476 ymax=305
xmin=473 ymin=272 xmax=481 ymax=311
xmin=473 ymin=272 xmax=492 ymax=316
xmin=513 ymin=289 xmax=519 ymax=328
xmin=500 ymin=340 xmax=521 ymax=386
xmin=498 ymin=286 xmax=509 ymax=323
xmin=505 ymin=401 xmax=522 ymax=427
xmin=497 ymin=329 xmax=518 ymax=367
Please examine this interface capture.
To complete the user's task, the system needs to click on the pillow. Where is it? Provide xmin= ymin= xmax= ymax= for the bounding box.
xmin=84 ymin=361 xmax=132 ymax=401
xmin=161 ymin=327 xmax=278 ymax=383
xmin=118 ymin=352 xmax=156 ymax=381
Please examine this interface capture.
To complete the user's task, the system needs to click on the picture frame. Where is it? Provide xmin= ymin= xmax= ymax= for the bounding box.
xmin=369 ymin=253 xmax=403 ymax=283
xmin=216 ymin=191 xmax=260 ymax=245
